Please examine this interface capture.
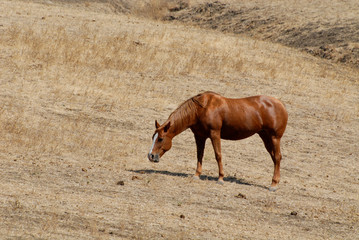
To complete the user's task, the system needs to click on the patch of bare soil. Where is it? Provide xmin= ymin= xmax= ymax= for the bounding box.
xmin=165 ymin=1 xmax=359 ymax=69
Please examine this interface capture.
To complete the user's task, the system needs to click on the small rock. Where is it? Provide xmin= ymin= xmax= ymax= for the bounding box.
xmin=290 ymin=211 xmax=298 ymax=216
xmin=235 ymin=193 xmax=247 ymax=199
xmin=117 ymin=181 xmax=124 ymax=186
xmin=132 ymin=175 xmax=140 ymax=180
xmin=180 ymin=214 xmax=185 ymax=219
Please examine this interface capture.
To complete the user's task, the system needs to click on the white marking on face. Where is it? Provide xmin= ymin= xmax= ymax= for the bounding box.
xmin=149 ymin=133 xmax=158 ymax=154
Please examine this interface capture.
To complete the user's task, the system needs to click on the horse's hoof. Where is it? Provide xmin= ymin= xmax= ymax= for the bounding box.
xmin=217 ymin=180 xmax=225 ymax=185
xmin=269 ymin=186 xmax=278 ymax=192
xmin=193 ymin=175 xmax=200 ymax=180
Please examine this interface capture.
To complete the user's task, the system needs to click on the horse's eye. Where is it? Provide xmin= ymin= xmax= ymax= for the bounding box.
xmin=158 ymin=138 xmax=163 ymax=142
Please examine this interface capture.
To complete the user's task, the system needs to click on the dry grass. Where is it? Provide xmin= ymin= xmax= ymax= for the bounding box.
xmin=167 ymin=0 xmax=359 ymax=68
xmin=0 ymin=0 xmax=358 ymax=239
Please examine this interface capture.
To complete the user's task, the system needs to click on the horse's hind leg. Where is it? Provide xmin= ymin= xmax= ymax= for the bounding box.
xmin=259 ymin=131 xmax=282 ymax=191
xmin=270 ymin=137 xmax=282 ymax=191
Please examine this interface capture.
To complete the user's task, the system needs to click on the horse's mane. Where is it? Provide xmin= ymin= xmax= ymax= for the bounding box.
xmin=168 ymin=97 xmax=198 ymax=127
xmin=166 ymin=92 xmax=219 ymax=131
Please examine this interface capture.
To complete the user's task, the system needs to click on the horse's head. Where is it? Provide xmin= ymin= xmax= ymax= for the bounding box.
xmin=148 ymin=120 xmax=172 ymax=163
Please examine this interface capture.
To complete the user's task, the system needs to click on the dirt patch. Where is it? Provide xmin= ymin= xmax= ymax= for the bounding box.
xmin=165 ymin=1 xmax=277 ymax=34
xmin=165 ymin=1 xmax=359 ymax=69
xmin=277 ymin=23 xmax=359 ymax=67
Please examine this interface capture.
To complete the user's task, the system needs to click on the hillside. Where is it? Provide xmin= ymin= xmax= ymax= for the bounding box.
xmin=166 ymin=0 xmax=359 ymax=69
xmin=0 ymin=0 xmax=358 ymax=239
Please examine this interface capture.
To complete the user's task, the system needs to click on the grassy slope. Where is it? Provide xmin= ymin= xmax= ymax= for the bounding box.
xmin=168 ymin=0 xmax=359 ymax=68
xmin=0 ymin=0 xmax=358 ymax=239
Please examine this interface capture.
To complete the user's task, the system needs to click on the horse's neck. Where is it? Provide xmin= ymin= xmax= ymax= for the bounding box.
xmin=168 ymin=113 xmax=196 ymax=138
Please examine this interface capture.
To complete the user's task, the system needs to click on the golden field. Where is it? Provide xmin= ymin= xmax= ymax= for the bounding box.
xmin=0 ymin=0 xmax=358 ymax=239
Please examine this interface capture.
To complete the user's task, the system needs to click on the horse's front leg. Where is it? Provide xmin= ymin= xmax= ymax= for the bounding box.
xmin=210 ymin=130 xmax=224 ymax=184
xmin=194 ymin=135 xmax=206 ymax=179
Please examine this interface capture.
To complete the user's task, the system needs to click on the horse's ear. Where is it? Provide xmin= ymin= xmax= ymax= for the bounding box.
xmin=155 ymin=120 xmax=161 ymax=129
xmin=163 ymin=121 xmax=171 ymax=133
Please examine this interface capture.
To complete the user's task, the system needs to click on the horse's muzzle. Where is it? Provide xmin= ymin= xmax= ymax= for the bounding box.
xmin=148 ymin=153 xmax=159 ymax=163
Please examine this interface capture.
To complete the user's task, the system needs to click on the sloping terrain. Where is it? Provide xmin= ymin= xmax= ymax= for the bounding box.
xmin=166 ymin=0 xmax=359 ymax=69
xmin=0 ymin=0 xmax=358 ymax=239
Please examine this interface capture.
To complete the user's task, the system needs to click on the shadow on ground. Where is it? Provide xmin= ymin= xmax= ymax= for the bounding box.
xmin=128 ymin=169 xmax=268 ymax=190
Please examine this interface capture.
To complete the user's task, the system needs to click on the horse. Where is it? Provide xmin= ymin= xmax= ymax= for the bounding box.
xmin=148 ymin=91 xmax=288 ymax=191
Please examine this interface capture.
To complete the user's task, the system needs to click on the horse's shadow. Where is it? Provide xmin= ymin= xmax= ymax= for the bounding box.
xmin=128 ymin=169 xmax=267 ymax=190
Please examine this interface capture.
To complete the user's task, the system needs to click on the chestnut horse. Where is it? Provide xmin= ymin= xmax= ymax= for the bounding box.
xmin=148 ymin=92 xmax=288 ymax=191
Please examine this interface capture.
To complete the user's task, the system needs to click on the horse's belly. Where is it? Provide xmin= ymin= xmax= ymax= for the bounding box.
xmin=219 ymin=113 xmax=262 ymax=140
xmin=220 ymin=127 xmax=257 ymax=140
